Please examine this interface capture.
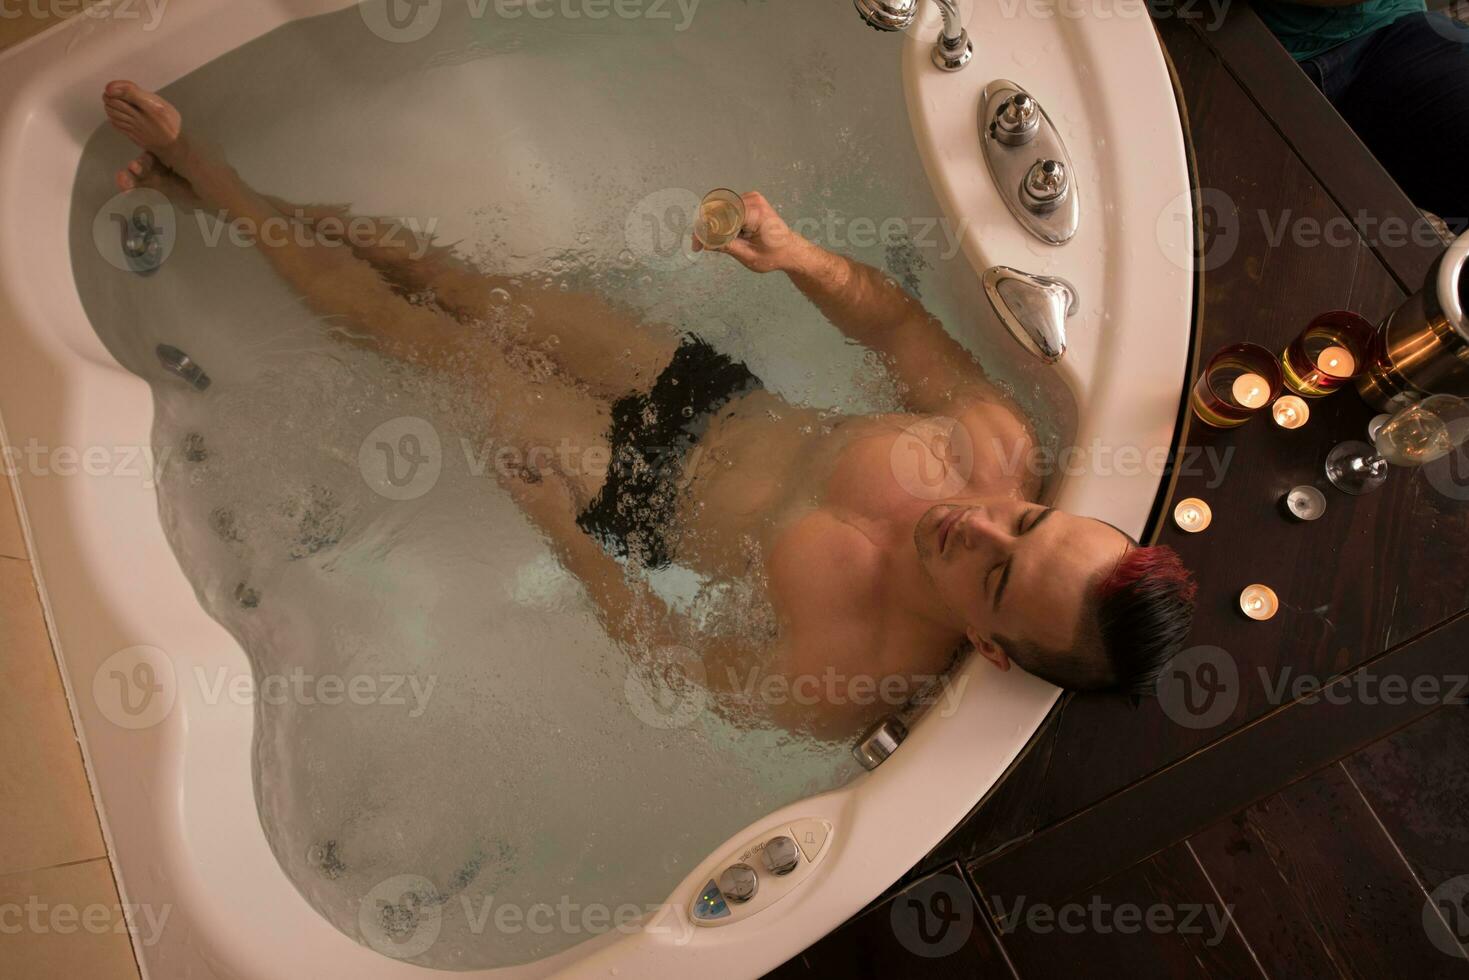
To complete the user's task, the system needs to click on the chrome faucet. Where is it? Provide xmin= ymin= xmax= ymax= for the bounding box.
xmin=982 ymin=267 xmax=1078 ymax=364
xmin=853 ymin=0 xmax=973 ymax=72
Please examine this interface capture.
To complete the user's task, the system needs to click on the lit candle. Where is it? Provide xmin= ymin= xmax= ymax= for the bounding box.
xmin=1173 ymin=498 xmax=1212 ymax=533
xmin=1271 ymin=395 xmax=1309 ymax=430
xmin=1316 ymin=345 xmax=1356 ymax=378
xmin=1283 ymin=486 xmax=1326 ymax=522
xmin=1231 ymin=372 xmax=1269 ymax=409
xmin=1239 ymin=584 xmax=1279 ymax=621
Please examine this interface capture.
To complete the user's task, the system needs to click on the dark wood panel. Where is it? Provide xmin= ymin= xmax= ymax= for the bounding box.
xmin=967 ymin=612 xmax=1469 ymax=926
xmin=764 ymin=865 xmax=1015 ymax=980
xmin=978 ymin=842 xmax=1263 ymax=978
xmin=1188 ymin=762 xmax=1466 ymax=978
xmin=1345 ymin=705 xmax=1469 ymax=891
xmin=1200 ymin=3 xmax=1444 ymax=292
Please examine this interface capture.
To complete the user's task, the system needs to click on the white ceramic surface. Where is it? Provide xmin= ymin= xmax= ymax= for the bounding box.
xmin=0 ymin=1 xmax=1191 ymax=976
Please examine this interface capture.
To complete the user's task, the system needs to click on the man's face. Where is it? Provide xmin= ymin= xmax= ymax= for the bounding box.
xmin=913 ymin=496 xmax=1131 ymax=662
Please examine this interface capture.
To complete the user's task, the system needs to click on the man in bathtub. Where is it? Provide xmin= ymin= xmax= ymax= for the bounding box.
xmin=102 ymin=81 xmax=1197 ymax=738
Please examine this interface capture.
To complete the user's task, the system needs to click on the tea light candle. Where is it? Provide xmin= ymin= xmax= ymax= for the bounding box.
xmin=1271 ymin=395 xmax=1309 ymax=430
xmin=1283 ymin=486 xmax=1327 ymax=521
xmin=1231 ymin=373 xmax=1270 ymax=409
xmin=1239 ymin=584 xmax=1279 ymax=621
xmin=1173 ymin=498 xmax=1212 ymax=533
xmin=1316 ymin=345 xmax=1356 ymax=378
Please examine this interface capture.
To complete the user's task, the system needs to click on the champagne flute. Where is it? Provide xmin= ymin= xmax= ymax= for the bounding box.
xmin=1324 ymin=394 xmax=1469 ymax=494
xmin=693 ymin=189 xmax=746 ymax=250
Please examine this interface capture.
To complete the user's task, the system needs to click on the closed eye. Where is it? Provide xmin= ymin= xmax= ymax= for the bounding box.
xmin=992 ymin=507 xmax=1054 ymax=610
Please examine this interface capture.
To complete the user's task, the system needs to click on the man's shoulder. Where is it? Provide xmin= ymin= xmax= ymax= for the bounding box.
xmin=942 ymin=399 xmax=1037 ymax=496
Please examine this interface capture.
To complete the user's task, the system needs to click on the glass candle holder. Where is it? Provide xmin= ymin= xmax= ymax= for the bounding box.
xmin=1281 ymin=310 xmax=1374 ymax=397
xmin=1190 ymin=343 xmax=1284 ymax=429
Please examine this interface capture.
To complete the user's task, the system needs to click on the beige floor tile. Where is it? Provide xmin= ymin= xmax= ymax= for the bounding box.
xmin=0 ymin=858 xmax=141 ymax=980
xmin=0 ymin=557 xmax=105 ymax=877
xmin=0 ymin=470 xmax=26 ymax=559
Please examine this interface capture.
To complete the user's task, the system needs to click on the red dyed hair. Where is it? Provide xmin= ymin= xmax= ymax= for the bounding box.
xmin=1099 ymin=545 xmax=1199 ymax=603
xmin=1092 ymin=544 xmax=1198 ymax=694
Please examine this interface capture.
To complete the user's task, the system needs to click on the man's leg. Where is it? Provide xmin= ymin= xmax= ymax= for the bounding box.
xmin=105 ymin=82 xmax=614 ymax=503
xmin=111 ymin=110 xmax=680 ymax=399
xmin=293 ymin=206 xmax=683 ymax=400
xmin=1330 ymin=13 xmax=1469 ymax=233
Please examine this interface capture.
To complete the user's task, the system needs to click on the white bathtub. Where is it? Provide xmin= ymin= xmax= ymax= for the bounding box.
xmin=0 ymin=0 xmax=1192 ymax=976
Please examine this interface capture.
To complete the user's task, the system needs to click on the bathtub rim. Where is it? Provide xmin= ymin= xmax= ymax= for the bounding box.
xmin=0 ymin=1 xmax=1191 ymax=977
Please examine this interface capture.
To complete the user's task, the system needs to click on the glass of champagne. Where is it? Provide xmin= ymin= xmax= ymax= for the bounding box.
xmin=1324 ymin=394 xmax=1469 ymax=494
xmin=693 ymin=188 xmax=746 ymax=250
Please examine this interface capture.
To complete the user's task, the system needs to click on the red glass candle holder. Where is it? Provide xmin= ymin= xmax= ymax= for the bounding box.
xmin=1281 ymin=310 xmax=1374 ymax=397
xmin=1190 ymin=343 xmax=1284 ymax=429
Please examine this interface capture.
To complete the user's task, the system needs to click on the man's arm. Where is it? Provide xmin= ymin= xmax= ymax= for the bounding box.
xmin=501 ymin=465 xmax=753 ymax=695
xmin=703 ymin=192 xmax=1005 ymax=416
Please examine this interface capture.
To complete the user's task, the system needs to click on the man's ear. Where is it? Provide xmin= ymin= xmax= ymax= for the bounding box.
xmin=968 ymin=629 xmax=1010 ymax=672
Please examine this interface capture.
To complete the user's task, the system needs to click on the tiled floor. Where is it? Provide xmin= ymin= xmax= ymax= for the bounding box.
xmin=4 ymin=9 xmax=139 ymax=977
xmin=0 ymin=470 xmax=139 ymax=978
xmin=4 ymin=1 xmax=180 ymax=972
xmin=0 ymin=467 xmax=24 ymax=559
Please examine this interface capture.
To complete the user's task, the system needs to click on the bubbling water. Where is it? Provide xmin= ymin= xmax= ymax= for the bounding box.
xmin=68 ymin=0 xmax=1069 ymax=968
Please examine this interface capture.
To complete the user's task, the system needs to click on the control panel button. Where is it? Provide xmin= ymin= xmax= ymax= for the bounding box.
xmin=789 ymin=818 xmax=830 ymax=862
xmin=718 ymin=864 xmax=759 ymax=904
xmin=762 ymin=835 xmax=800 ymax=876
xmin=692 ymin=879 xmax=730 ymax=920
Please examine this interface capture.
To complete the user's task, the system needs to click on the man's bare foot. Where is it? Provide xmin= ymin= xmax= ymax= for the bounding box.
xmin=104 ymin=81 xmax=208 ymax=207
xmin=115 ymin=151 xmax=199 ymax=206
xmin=103 ymin=80 xmax=186 ymax=163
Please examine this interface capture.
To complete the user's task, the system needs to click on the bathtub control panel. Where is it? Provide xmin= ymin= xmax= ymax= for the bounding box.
xmin=690 ymin=818 xmax=833 ymax=926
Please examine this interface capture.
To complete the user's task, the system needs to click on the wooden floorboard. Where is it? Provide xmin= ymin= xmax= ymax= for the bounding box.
xmin=977 ymin=842 xmax=1265 ymax=978
xmin=1343 ymin=706 xmax=1469 ymax=897
xmin=1188 ymin=762 xmax=1466 ymax=978
xmin=1185 ymin=4 xmax=1443 ymax=292
xmin=763 ymin=865 xmax=1017 ymax=980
